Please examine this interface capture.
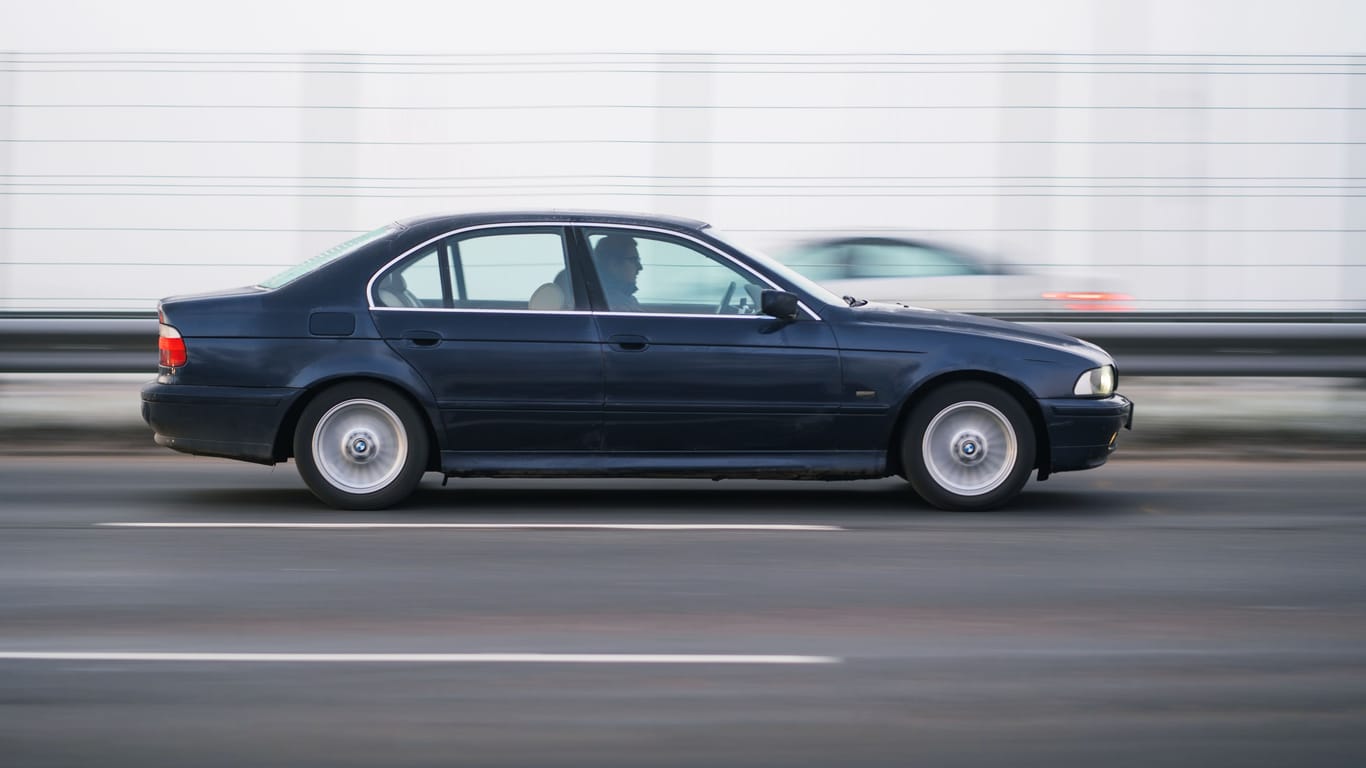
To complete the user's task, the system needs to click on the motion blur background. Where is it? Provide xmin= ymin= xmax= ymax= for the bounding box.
xmin=2 ymin=0 xmax=1364 ymax=315
xmin=5 ymin=7 xmax=1366 ymax=764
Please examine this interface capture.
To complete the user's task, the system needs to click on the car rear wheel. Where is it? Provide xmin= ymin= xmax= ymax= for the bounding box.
xmin=902 ymin=382 xmax=1036 ymax=511
xmin=293 ymin=382 xmax=428 ymax=510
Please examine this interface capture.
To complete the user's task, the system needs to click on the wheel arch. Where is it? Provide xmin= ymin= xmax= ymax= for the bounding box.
xmin=272 ymin=374 xmax=442 ymax=471
xmin=886 ymin=370 xmax=1052 ymax=480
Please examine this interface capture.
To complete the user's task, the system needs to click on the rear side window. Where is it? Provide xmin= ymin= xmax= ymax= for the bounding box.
xmin=458 ymin=232 xmax=565 ymax=303
xmin=375 ymin=247 xmax=445 ymax=308
xmin=373 ymin=227 xmax=577 ymax=311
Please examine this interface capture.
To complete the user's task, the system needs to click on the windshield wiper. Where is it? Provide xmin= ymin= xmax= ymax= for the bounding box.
xmin=843 ymin=295 xmax=868 ymax=307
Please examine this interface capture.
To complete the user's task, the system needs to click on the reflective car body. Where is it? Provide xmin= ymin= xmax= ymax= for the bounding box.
xmin=142 ymin=211 xmax=1133 ymax=510
xmin=776 ymin=236 xmax=1133 ymax=313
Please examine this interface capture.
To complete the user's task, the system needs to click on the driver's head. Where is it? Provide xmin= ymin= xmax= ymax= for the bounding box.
xmin=595 ymin=235 xmax=641 ymax=286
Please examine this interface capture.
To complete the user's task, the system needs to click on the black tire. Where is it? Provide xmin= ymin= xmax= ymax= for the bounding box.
xmin=901 ymin=382 xmax=1036 ymax=511
xmin=293 ymin=382 xmax=429 ymax=510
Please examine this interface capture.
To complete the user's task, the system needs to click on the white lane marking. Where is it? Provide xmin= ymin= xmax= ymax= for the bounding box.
xmin=100 ymin=523 xmax=844 ymax=531
xmin=0 ymin=652 xmax=840 ymax=665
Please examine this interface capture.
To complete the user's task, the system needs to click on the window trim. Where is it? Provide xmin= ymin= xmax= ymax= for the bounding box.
xmin=367 ymin=221 xmax=822 ymax=321
xmin=367 ymin=223 xmax=574 ymax=313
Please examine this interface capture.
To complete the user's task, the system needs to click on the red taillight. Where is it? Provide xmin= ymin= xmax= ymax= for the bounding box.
xmin=158 ymin=324 xmax=187 ymax=368
xmin=1042 ymin=292 xmax=1133 ymax=312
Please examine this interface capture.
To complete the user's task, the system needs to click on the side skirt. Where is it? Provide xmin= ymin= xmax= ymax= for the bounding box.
xmin=439 ymin=451 xmax=887 ymax=480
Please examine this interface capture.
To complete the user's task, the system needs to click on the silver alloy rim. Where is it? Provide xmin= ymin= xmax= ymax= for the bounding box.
xmin=311 ymin=398 xmax=408 ymax=493
xmin=921 ymin=400 xmax=1018 ymax=496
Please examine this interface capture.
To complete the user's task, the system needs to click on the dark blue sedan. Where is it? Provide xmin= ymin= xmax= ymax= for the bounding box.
xmin=142 ymin=210 xmax=1132 ymax=510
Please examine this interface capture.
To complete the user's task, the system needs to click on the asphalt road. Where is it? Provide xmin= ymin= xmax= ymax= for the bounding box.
xmin=3 ymin=455 xmax=1365 ymax=767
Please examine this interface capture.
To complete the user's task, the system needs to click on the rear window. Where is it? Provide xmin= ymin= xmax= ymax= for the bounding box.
xmin=258 ymin=226 xmax=396 ymax=289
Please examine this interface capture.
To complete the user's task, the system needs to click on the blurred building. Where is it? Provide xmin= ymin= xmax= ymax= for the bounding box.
xmin=0 ymin=2 xmax=1362 ymax=313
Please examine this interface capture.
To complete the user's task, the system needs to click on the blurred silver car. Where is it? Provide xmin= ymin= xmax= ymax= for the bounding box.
xmin=775 ymin=236 xmax=1132 ymax=313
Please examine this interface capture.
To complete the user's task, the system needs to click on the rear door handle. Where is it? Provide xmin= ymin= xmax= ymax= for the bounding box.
xmin=400 ymin=330 xmax=442 ymax=348
xmin=608 ymin=334 xmax=649 ymax=351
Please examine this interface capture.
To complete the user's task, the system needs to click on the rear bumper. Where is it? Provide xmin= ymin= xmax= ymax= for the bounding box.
xmin=1039 ymin=393 xmax=1134 ymax=474
xmin=141 ymin=381 xmax=301 ymax=464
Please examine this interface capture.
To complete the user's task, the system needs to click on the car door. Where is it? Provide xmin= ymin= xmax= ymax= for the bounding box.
xmin=579 ymin=225 xmax=842 ymax=455
xmin=370 ymin=225 xmax=603 ymax=454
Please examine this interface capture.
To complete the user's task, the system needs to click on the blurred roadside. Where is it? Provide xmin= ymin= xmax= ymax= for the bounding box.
xmin=1 ymin=373 xmax=1363 ymax=459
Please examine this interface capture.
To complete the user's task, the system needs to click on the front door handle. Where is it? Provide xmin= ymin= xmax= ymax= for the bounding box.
xmin=608 ymin=334 xmax=649 ymax=352
xmin=400 ymin=330 xmax=442 ymax=348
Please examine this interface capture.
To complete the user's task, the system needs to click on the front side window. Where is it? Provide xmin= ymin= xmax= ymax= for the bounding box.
xmin=374 ymin=228 xmax=578 ymax=311
xmin=586 ymin=229 xmax=765 ymax=315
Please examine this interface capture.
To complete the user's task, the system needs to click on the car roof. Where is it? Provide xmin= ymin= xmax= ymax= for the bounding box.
xmin=392 ymin=209 xmax=712 ymax=233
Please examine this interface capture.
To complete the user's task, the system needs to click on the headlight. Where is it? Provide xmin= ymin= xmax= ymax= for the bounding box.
xmin=1073 ymin=365 xmax=1116 ymax=397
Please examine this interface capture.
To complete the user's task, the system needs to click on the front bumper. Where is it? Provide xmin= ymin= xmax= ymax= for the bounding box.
xmin=141 ymin=381 xmax=302 ymax=464
xmin=1039 ymin=393 xmax=1133 ymax=475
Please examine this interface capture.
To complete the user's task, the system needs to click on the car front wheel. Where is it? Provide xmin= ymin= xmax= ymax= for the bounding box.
xmin=293 ymin=382 xmax=429 ymax=510
xmin=902 ymin=382 xmax=1036 ymax=511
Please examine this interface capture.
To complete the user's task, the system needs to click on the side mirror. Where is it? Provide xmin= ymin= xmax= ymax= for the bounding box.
xmin=760 ymin=290 xmax=800 ymax=321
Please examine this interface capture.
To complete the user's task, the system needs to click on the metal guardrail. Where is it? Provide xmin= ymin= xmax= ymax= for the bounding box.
xmin=1032 ymin=320 xmax=1366 ymax=377
xmin=0 ymin=314 xmax=160 ymax=374
xmin=2 ymin=312 xmax=1366 ymax=377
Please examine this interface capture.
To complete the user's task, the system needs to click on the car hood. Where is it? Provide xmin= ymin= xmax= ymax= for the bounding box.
xmin=850 ymin=301 xmax=1112 ymax=362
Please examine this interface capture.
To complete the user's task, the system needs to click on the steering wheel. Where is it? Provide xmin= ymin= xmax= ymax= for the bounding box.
xmin=715 ymin=281 xmax=737 ymax=314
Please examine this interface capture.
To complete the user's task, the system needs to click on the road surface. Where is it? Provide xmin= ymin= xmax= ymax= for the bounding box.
xmin=2 ymin=456 xmax=1365 ymax=767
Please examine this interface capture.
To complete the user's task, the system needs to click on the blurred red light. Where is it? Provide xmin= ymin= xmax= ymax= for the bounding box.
xmin=1042 ymin=292 xmax=1133 ymax=311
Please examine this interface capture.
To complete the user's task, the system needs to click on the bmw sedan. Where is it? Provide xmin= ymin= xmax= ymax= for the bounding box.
xmin=142 ymin=210 xmax=1133 ymax=511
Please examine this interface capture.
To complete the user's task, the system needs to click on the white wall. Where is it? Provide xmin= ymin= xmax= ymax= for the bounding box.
xmin=1 ymin=0 xmax=1362 ymax=311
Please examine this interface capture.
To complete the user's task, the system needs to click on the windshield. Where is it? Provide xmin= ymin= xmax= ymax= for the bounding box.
xmin=704 ymin=228 xmax=846 ymax=308
xmin=258 ymin=225 xmax=397 ymax=289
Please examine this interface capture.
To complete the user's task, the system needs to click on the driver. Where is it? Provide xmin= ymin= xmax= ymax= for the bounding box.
xmin=594 ymin=235 xmax=643 ymax=311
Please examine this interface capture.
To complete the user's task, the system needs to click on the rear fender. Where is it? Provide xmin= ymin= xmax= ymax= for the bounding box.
xmin=274 ymin=344 xmax=443 ymax=464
